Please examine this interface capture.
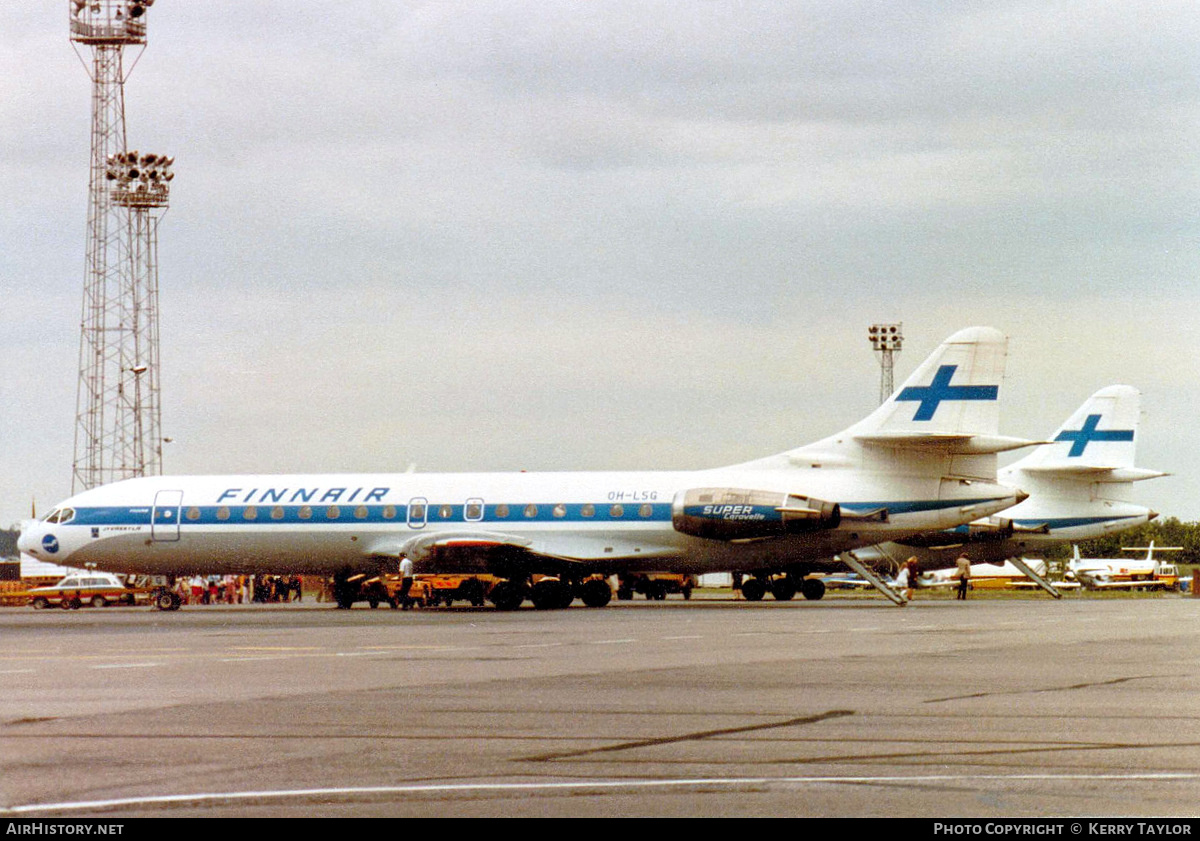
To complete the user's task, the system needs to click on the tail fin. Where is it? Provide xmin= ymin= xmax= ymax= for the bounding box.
xmin=843 ymin=326 xmax=1035 ymax=454
xmin=1007 ymin=385 xmax=1167 ymax=483
xmin=851 ymin=326 xmax=1004 ymax=436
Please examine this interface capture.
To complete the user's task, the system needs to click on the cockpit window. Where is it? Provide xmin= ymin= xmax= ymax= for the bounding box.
xmin=43 ymin=508 xmax=76 ymax=524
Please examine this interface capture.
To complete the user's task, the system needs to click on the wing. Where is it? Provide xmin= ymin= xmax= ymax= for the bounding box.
xmin=364 ymin=530 xmax=678 ymax=578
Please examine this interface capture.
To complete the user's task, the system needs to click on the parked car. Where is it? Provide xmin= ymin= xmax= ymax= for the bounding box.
xmin=26 ymin=572 xmax=149 ymax=609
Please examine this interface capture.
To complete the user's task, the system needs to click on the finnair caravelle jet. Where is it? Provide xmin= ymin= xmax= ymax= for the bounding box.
xmin=851 ymin=385 xmax=1166 ymax=595
xmin=20 ymin=326 xmax=1033 ymax=610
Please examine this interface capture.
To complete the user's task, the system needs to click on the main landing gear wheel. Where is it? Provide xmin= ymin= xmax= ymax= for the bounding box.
xmin=770 ymin=577 xmax=797 ymax=601
xmin=579 ymin=579 xmax=613 ymax=608
xmin=801 ymin=577 xmax=826 ymax=601
xmin=531 ymin=579 xmax=573 ymax=610
xmin=741 ymin=578 xmax=766 ymax=602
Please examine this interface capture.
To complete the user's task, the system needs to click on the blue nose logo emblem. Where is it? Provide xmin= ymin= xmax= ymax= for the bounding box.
xmin=42 ymin=534 xmax=60 ymax=554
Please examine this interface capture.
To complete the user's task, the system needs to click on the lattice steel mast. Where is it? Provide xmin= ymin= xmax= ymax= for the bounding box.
xmin=69 ymin=0 xmax=168 ymax=490
xmin=868 ymin=323 xmax=903 ymax=406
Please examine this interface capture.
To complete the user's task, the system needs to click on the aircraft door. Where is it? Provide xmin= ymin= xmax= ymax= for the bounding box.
xmin=152 ymin=490 xmax=184 ymax=542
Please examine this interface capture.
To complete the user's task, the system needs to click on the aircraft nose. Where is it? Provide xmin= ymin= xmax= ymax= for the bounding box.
xmin=16 ymin=526 xmax=37 ymax=554
xmin=1014 ymin=489 xmax=1030 ymax=504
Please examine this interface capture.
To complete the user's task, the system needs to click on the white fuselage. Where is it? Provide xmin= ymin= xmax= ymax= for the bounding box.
xmin=18 ymin=465 xmax=1021 ymax=578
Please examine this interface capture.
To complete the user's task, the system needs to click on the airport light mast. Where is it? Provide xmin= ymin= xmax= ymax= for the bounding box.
xmin=108 ymin=151 xmax=173 ymax=477
xmin=69 ymin=0 xmax=166 ymax=490
xmin=868 ymin=323 xmax=903 ymax=405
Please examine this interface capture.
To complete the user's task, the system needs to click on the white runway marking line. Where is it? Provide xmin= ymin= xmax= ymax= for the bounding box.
xmin=660 ymin=635 xmax=702 ymax=641
xmin=9 ymin=773 xmax=1200 ymax=815
xmin=89 ymin=663 xmax=161 ymax=670
xmin=589 ymin=638 xmax=637 ymax=645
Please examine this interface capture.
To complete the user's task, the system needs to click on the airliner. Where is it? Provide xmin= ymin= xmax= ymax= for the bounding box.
xmin=847 ymin=384 xmax=1166 ymax=594
xmin=19 ymin=326 xmax=1033 ymax=610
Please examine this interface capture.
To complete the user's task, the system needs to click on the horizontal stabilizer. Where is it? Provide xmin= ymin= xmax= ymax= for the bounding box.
xmin=853 ymin=432 xmax=1046 ymax=455
xmin=1021 ymin=464 xmax=1169 ymax=482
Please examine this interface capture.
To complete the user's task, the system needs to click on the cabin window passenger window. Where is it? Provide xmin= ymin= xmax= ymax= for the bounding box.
xmin=382 ymin=505 xmax=396 ymax=520
xmin=553 ymin=504 xmax=566 ymax=518
xmin=243 ymin=507 xmax=257 ymax=521
xmin=326 ymin=506 xmax=340 ymax=520
xmin=410 ymin=504 xmax=425 ymax=520
xmin=639 ymin=504 xmax=653 ymax=518
xmin=216 ymin=507 xmax=230 ymax=521
xmin=610 ymin=504 xmax=624 ymax=518
xmin=355 ymin=506 xmax=368 ymax=519
xmin=581 ymin=503 xmax=595 ymax=518
xmin=465 ymin=501 xmax=483 ymax=521
xmin=186 ymin=507 xmax=201 ymax=521
xmin=439 ymin=505 xmax=453 ymax=519
xmin=271 ymin=506 xmax=285 ymax=520
xmin=298 ymin=506 xmax=313 ymax=520
xmin=524 ymin=504 xmax=538 ymax=518
xmin=495 ymin=504 xmax=509 ymax=519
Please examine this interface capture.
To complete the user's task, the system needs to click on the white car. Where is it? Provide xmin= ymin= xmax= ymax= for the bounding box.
xmin=28 ymin=572 xmax=147 ymax=609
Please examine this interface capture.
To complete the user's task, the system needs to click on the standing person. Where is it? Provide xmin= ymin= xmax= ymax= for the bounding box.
xmin=398 ymin=556 xmax=414 ymax=610
xmin=894 ymin=562 xmax=909 ymax=597
xmin=955 ymin=553 xmax=971 ymax=600
xmin=904 ymin=556 xmax=919 ymax=601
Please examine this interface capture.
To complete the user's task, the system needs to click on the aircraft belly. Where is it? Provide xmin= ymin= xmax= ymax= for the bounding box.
xmin=74 ymin=528 xmax=366 ymax=576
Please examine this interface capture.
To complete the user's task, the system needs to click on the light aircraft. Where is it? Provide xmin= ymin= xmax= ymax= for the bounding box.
xmin=19 ymin=326 xmax=1033 ymax=611
xmin=1067 ymin=542 xmax=1182 ymax=590
xmin=843 ymin=385 xmax=1166 ymax=600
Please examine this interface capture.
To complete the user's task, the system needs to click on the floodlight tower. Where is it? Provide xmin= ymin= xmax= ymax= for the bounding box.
xmin=868 ymin=323 xmax=903 ymax=405
xmin=109 ymin=151 xmax=173 ymax=477
xmin=69 ymin=0 xmax=162 ymax=490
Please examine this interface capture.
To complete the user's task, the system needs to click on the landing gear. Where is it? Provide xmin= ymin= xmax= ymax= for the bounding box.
xmin=531 ymin=578 xmax=574 ymax=610
xmin=770 ymin=576 xmax=797 ymax=601
xmin=579 ymin=578 xmax=613 ymax=608
xmin=800 ymin=577 xmax=826 ymax=601
xmin=741 ymin=577 xmax=766 ymax=602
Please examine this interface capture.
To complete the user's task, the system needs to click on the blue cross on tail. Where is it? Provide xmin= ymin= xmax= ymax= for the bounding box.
xmin=1054 ymin=414 xmax=1134 ymax=457
xmin=896 ymin=364 xmax=999 ymax=421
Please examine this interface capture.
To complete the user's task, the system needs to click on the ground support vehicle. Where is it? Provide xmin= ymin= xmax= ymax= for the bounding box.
xmin=616 ymin=573 xmax=696 ymax=601
xmin=419 ymin=574 xmax=496 ymax=607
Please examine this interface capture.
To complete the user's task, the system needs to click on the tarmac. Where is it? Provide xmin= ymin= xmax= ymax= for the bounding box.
xmin=1 ymin=592 xmax=1198 ymax=818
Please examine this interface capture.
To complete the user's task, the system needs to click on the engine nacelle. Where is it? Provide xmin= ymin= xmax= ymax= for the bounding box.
xmin=672 ymin=488 xmax=840 ymax=541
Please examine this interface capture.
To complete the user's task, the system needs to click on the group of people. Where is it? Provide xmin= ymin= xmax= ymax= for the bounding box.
xmin=892 ymin=553 xmax=973 ymax=600
xmin=173 ymin=574 xmax=305 ymax=605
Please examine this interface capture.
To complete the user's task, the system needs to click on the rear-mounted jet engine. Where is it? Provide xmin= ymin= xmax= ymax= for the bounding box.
xmin=672 ymin=488 xmax=840 ymax=541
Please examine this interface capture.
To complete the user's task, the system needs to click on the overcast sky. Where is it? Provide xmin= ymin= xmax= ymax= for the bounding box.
xmin=2 ymin=1 xmax=1197 ymax=528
